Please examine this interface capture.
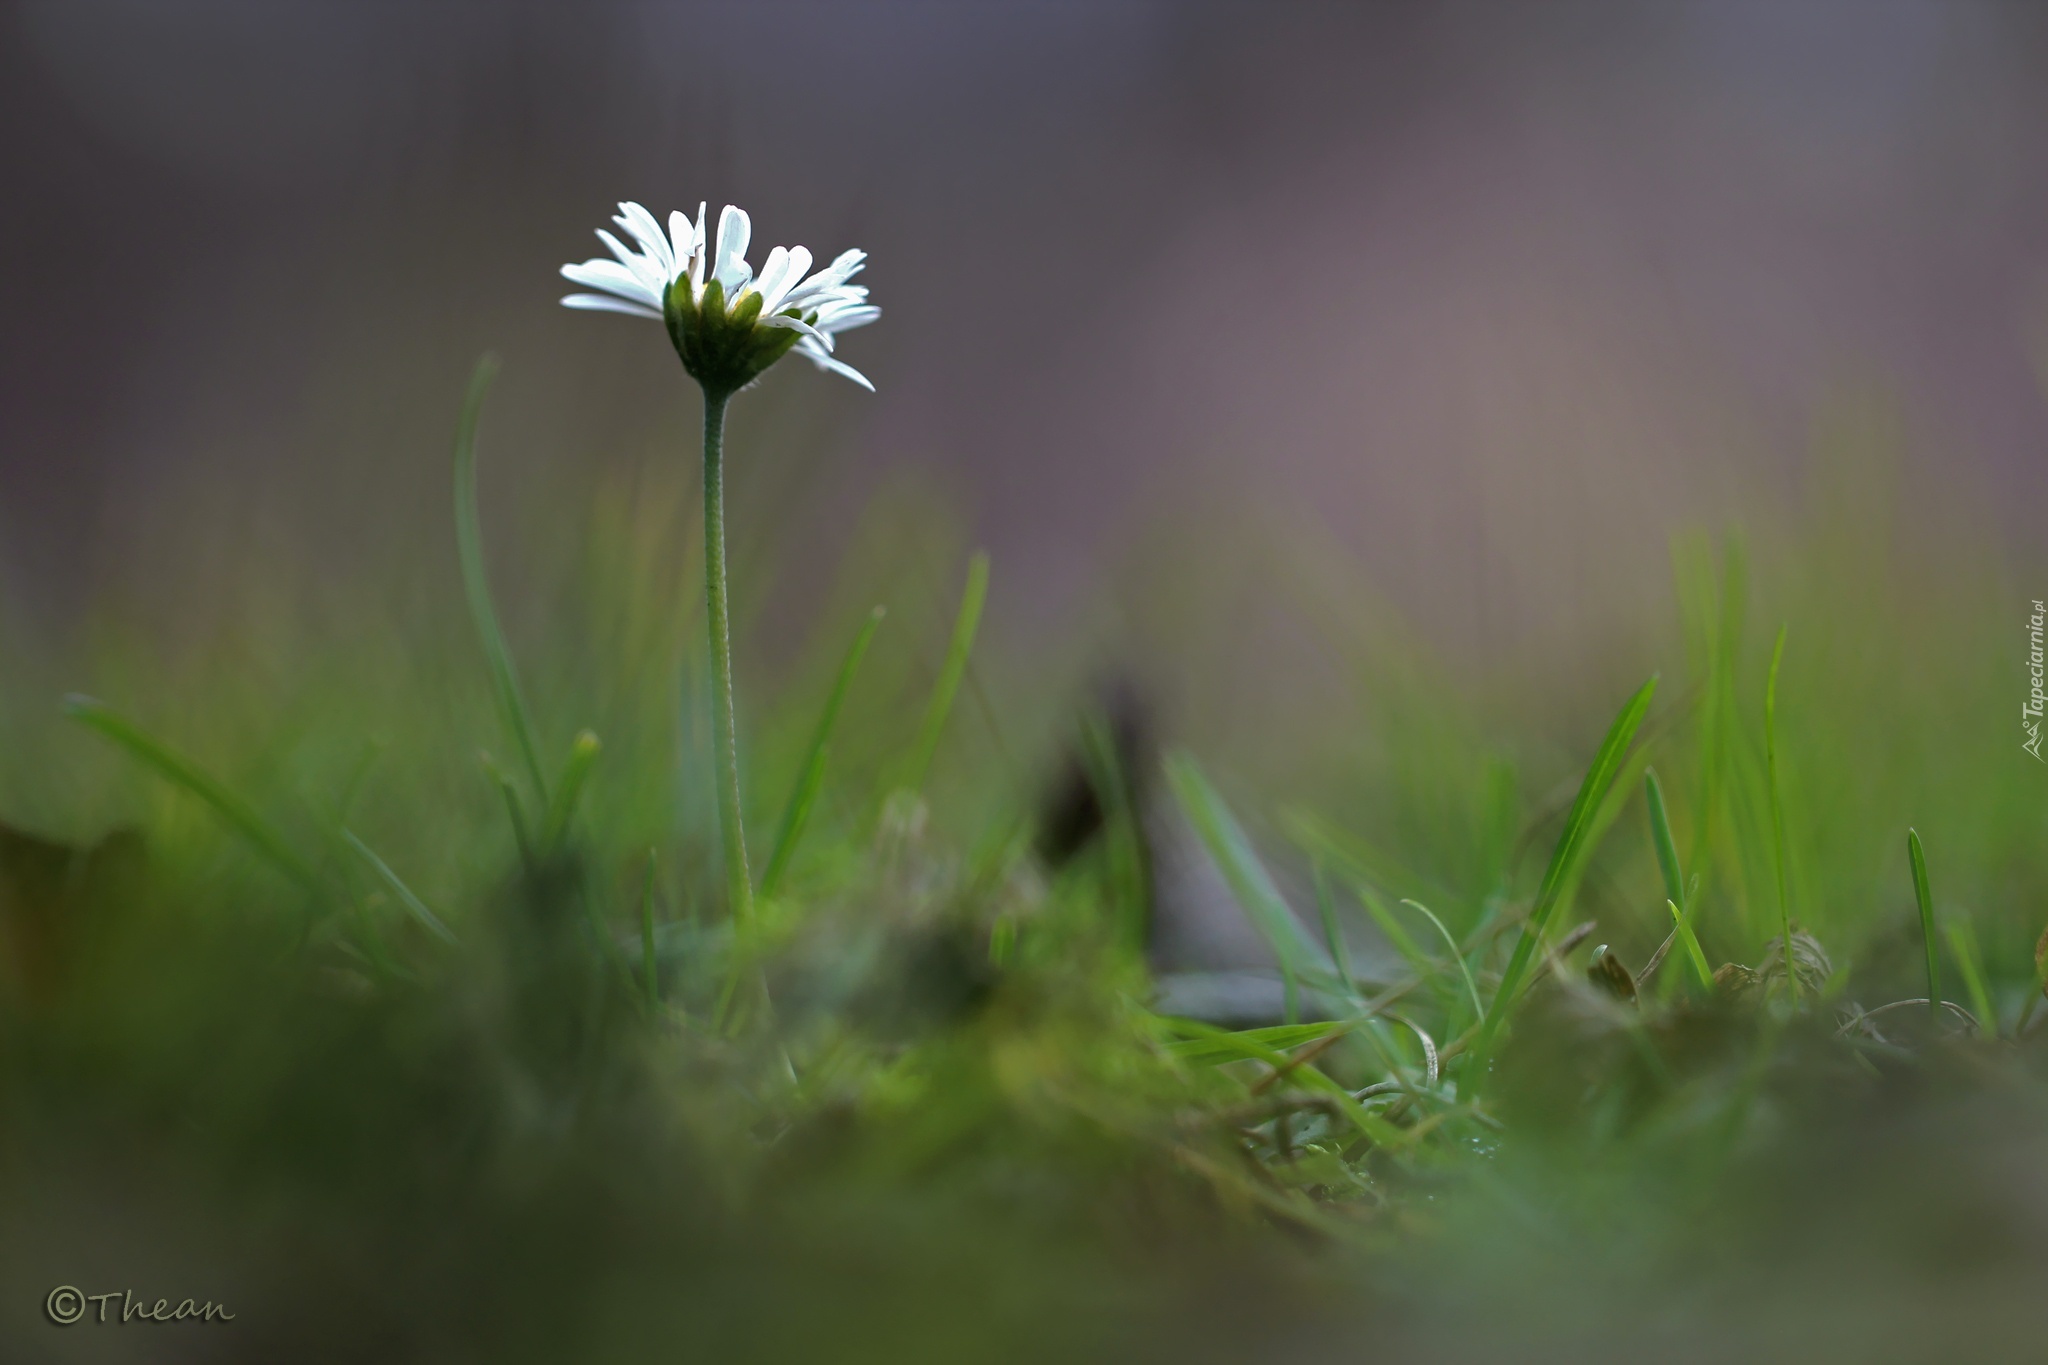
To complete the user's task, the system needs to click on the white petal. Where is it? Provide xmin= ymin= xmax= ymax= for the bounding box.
xmin=796 ymin=339 xmax=874 ymax=391
xmin=757 ymin=244 xmax=812 ymax=313
xmin=713 ymin=204 xmax=753 ymax=291
xmin=747 ymin=245 xmax=791 ymax=303
xmin=596 ymin=228 xmax=668 ymax=294
xmin=692 ymin=200 xmax=708 ymax=288
xmin=806 ymin=294 xmax=870 ymax=321
xmin=757 ymin=311 xmax=825 ymax=340
xmin=716 ymin=259 xmax=753 ymax=293
xmin=782 ymin=270 xmax=867 ymax=311
xmin=815 ymin=303 xmax=880 ymax=334
xmin=784 ymin=254 xmax=860 ymax=298
xmin=668 ymin=210 xmax=697 ymax=269
xmin=561 ymin=259 xmax=663 ymax=307
xmin=615 ymin=202 xmax=674 ymax=275
xmin=561 ymin=293 xmax=664 ymax=319
xmin=597 ymin=228 xmax=642 ymax=268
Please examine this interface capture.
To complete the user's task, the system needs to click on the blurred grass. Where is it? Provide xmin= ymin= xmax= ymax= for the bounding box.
xmin=0 ymin=370 xmax=2043 ymax=1361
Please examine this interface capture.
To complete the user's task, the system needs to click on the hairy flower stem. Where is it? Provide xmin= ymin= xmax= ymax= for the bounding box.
xmin=701 ymin=388 xmax=754 ymax=929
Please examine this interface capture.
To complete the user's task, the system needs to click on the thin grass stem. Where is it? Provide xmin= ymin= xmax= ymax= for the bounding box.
xmin=65 ymin=695 xmax=322 ymax=898
xmin=343 ymin=830 xmax=458 ymax=945
xmin=480 ymin=752 xmax=535 ymax=870
xmin=541 ymin=730 xmax=602 ymax=853
xmin=1942 ymin=916 xmax=1994 ymax=1038
xmin=1313 ymin=860 xmax=1357 ymax=997
xmin=1667 ymin=899 xmax=1712 ymax=991
xmin=452 ymin=355 xmax=549 ymax=812
xmin=902 ymin=551 xmax=989 ymax=796
xmin=1401 ymin=898 xmax=1486 ymax=1027
xmin=1908 ymin=828 xmax=1940 ymax=1024
xmin=762 ymin=606 xmax=883 ymax=897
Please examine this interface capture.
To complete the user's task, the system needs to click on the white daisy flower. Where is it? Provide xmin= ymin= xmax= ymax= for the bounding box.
xmin=561 ymin=201 xmax=879 ymax=393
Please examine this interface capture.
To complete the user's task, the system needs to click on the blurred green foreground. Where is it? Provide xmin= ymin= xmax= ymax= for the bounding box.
xmin=0 ymin=376 xmax=2043 ymax=1364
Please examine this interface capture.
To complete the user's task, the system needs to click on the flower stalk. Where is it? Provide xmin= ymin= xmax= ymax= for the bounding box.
xmin=700 ymin=385 xmax=752 ymax=926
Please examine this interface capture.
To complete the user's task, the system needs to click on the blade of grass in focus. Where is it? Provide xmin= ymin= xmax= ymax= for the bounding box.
xmin=1162 ymin=1019 xmax=1353 ymax=1065
xmin=1645 ymin=769 xmax=1713 ymax=992
xmin=1352 ymin=881 xmax=1432 ymax=981
xmin=1469 ymin=675 xmax=1657 ymax=1080
xmin=453 ymin=355 xmax=549 ymax=816
xmin=1401 ymin=898 xmax=1485 ymax=1028
xmin=1155 ymin=1017 xmax=1404 ymax=1147
xmin=763 ymin=606 xmax=883 ymax=897
xmin=64 ymin=694 xmax=322 ymax=897
xmin=1662 ymin=900 xmax=1709 ymax=991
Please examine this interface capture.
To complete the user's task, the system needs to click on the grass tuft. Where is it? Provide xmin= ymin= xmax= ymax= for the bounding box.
xmin=1468 ymin=674 xmax=1657 ymax=1079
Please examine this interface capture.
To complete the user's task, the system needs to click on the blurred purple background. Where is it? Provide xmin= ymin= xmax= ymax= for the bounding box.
xmin=3 ymin=1 xmax=2045 ymax=666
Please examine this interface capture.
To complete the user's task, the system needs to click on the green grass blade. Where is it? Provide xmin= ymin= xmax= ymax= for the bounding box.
xmin=1166 ymin=753 xmax=1337 ymax=986
xmin=453 ymin=354 xmax=548 ymax=810
xmin=1941 ymin=916 xmax=1992 ymax=1036
xmin=1645 ymin=768 xmax=1685 ymax=911
xmin=480 ymin=751 xmax=535 ymax=869
xmin=1400 ymin=898 xmax=1486 ymax=1027
xmin=1154 ymin=1017 xmax=1405 ymax=1147
xmin=1908 ymin=827 xmax=1940 ymax=1023
xmin=342 ymin=830 xmax=458 ymax=945
xmin=763 ymin=606 xmax=883 ymax=897
xmin=1668 ymin=898 xmax=1713 ymax=991
xmin=65 ymin=695 xmax=321 ymax=897
xmin=901 ymin=552 xmax=988 ymax=795
xmin=541 ymin=730 xmax=602 ymax=853
xmin=1469 ymin=674 xmax=1658 ymax=1078
xmin=1765 ymin=624 xmax=1795 ymax=1001
xmin=1162 ymin=1019 xmax=1352 ymax=1065
xmin=1077 ymin=710 xmax=1151 ymax=951
xmin=1646 ymin=768 xmax=1713 ymax=994
xmin=1683 ymin=535 xmax=1745 ymax=902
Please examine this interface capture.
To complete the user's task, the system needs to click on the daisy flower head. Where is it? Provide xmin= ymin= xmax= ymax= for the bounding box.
xmin=561 ymin=201 xmax=879 ymax=395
